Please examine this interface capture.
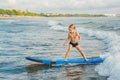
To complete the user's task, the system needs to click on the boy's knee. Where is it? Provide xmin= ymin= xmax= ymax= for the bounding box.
xmin=67 ymin=49 xmax=71 ymax=52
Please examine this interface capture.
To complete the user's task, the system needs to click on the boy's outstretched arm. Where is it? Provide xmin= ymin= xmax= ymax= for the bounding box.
xmin=77 ymin=32 xmax=81 ymax=41
xmin=63 ymin=34 xmax=70 ymax=46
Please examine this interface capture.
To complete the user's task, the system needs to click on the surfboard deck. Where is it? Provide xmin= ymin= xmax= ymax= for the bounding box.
xmin=26 ymin=57 xmax=105 ymax=65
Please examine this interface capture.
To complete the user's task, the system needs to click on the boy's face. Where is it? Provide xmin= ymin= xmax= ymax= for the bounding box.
xmin=69 ymin=28 xmax=74 ymax=33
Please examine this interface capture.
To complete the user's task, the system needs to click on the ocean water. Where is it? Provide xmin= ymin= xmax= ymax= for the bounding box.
xmin=0 ymin=17 xmax=120 ymax=80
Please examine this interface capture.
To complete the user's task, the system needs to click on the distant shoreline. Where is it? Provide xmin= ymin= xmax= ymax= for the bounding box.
xmin=0 ymin=8 xmax=120 ymax=19
xmin=0 ymin=15 xmax=119 ymax=19
xmin=0 ymin=16 xmax=45 ymax=19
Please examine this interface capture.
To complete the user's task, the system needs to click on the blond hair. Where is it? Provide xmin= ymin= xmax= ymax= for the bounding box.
xmin=69 ymin=24 xmax=76 ymax=30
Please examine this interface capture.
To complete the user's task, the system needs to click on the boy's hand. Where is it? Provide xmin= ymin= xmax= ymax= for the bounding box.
xmin=63 ymin=43 xmax=65 ymax=46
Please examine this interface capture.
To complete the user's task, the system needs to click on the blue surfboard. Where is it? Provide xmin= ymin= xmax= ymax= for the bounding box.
xmin=26 ymin=57 xmax=105 ymax=65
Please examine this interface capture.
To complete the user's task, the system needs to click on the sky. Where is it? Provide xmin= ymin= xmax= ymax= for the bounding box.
xmin=0 ymin=0 xmax=120 ymax=14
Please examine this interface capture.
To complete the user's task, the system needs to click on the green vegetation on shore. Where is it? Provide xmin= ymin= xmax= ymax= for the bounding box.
xmin=47 ymin=13 xmax=106 ymax=17
xmin=0 ymin=9 xmax=44 ymax=16
xmin=0 ymin=8 xmax=116 ymax=17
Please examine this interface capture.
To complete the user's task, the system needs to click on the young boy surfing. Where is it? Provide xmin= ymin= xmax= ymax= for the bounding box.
xmin=63 ymin=24 xmax=88 ymax=61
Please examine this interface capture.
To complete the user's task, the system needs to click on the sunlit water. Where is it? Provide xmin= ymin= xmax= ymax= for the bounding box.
xmin=0 ymin=17 xmax=120 ymax=80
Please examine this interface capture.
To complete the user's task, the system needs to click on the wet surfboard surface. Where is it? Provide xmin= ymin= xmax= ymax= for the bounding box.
xmin=26 ymin=57 xmax=105 ymax=65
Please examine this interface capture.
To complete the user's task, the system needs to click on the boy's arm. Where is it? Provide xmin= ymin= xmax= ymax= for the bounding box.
xmin=63 ymin=34 xmax=70 ymax=46
xmin=77 ymin=32 xmax=81 ymax=41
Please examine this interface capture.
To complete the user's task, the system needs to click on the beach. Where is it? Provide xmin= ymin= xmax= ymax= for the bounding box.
xmin=0 ymin=17 xmax=120 ymax=80
xmin=0 ymin=16 xmax=45 ymax=20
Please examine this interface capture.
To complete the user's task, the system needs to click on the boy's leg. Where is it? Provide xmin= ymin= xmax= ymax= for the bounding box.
xmin=76 ymin=46 xmax=87 ymax=60
xmin=64 ymin=44 xmax=72 ymax=61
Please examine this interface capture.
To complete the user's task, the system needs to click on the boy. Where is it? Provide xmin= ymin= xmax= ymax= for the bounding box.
xmin=63 ymin=24 xmax=88 ymax=61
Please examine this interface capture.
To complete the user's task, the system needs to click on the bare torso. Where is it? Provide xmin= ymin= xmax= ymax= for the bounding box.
xmin=69 ymin=31 xmax=80 ymax=43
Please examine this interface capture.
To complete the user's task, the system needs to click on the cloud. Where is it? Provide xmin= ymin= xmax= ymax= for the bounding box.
xmin=8 ymin=0 xmax=17 ymax=5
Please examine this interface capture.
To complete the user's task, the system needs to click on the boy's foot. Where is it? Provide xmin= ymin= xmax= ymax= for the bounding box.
xmin=64 ymin=60 xmax=68 ymax=64
xmin=64 ymin=59 xmax=67 ymax=62
xmin=64 ymin=59 xmax=68 ymax=62
xmin=85 ymin=59 xmax=89 ymax=61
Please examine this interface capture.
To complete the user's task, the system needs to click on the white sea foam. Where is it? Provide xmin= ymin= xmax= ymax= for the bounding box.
xmin=48 ymin=20 xmax=58 ymax=26
xmin=49 ymin=20 xmax=68 ymax=31
xmin=48 ymin=20 xmax=120 ymax=80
